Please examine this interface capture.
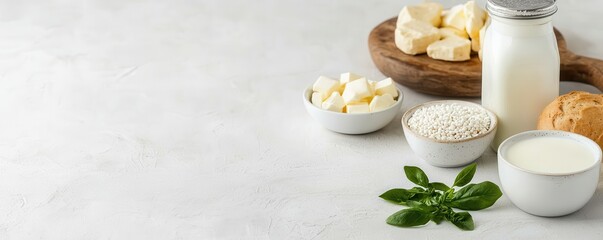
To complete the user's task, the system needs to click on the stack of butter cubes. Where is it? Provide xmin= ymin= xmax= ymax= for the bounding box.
xmin=311 ymin=73 xmax=398 ymax=113
xmin=394 ymin=1 xmax=489 ymax=61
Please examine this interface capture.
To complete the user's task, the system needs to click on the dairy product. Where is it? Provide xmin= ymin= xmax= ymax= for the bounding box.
xmin=374 ymin=78 xmax=399 ymax=98
xmin=464 ymin=0 xmax=486 ymax=47
xmin=340 ymin=72 xmax=362 ymax=86
xmin=370 ymin=94 xmax=396 ymax=112
xmin=311 ymin=92 xmax=323 ymax=108
xmin=342 ymin=78 xmax=372 ymax=104
xmin=312 ymin=76 xmax=339 ymax=100
xmin=322 ymin=92 xmax=345 ymax=112
xmin=346 ymin=103 xmax=370 ymax=114
xmin=395 ymin=20 xmax=441 ymax=55
xmin=439 ymin=27 xmax=468 ymax=39
xmin=482 ymin=7 xmax=560 ymax=149
xmin=505 ymin=136 xmax=595 ymax=174
xmin=427 ymin=36 xmax=471 ymax=61
xmin=442 ymin=5 xmax=465 ymax=31
xmin=397 ymin=2 xmax=443 ymax=27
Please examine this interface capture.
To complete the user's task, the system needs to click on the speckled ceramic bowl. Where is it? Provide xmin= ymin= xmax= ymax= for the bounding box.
xmin=303 ymin=86 xmax=403 ymax=134
xmin=401 ymin=100 xmax=498 ymax=167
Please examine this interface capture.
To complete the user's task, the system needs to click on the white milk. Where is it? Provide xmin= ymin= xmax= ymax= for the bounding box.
xmin=482 ymin=15 xmax=560 ymax=150
xmin=506 ymin=136 xmax=595 ymax=174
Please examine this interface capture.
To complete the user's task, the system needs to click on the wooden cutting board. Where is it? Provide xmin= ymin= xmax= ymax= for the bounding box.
xmin=368 ymin=17 xmax=603 ymax=97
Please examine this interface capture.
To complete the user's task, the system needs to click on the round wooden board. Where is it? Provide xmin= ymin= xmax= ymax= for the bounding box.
xmin=368 ymin=17 xmax=603 ymax=97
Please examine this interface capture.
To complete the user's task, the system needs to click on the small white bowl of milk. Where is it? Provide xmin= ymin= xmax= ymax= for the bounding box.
xmin=498 ymin=130 xmax=602 ymax=217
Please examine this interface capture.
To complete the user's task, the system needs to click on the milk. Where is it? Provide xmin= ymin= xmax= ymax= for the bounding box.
xmin=506 ymin=136 xmax=595 ymax=174
xmin=482 ymin=16 xmax=560 ymax=149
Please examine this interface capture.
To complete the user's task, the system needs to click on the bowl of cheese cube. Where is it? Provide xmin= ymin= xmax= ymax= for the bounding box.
xmin=303 ymin=72 xmax=403 ymax=134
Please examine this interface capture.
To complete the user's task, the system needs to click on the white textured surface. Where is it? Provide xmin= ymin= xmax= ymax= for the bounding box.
xmin=0 ymin=0 xmax=601 ymax=239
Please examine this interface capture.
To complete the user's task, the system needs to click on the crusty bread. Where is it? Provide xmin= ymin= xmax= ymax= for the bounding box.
xmin=537 ymin=91 xmax=603 ymax=150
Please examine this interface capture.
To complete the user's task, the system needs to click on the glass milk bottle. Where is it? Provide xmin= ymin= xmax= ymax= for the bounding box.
xmin=482 ymin=0 xmax=560 ymax=149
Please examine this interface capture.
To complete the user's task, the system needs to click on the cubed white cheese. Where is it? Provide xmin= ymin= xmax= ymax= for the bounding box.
xmin=439 ymin=27 xmax=469 ymax=39
xmin=312 ymin=76 xmax=340 ymax=100
xmin=369 ymin=94 xmax=396 ymax=112
xmin=368 ymin=80 xmax=377 ymax=95
xmin=395 ymin=20 xmax=440 ymax=55
xmin=374 ymin=78 xmax=399 ymax=98
xmin=427 ymin=36 xmax=471 ymax=61
xmin=442 ymin=5 xmax=465 ymax=31
xmin=311 ymin=92 xmax=323 ymax=108
xmin=397 ymin=2 xmax=443 ymax=27
xmin=342 ymin=78 xmax=373 ymax=104
xmin=340 ymin=72 xmax=363 ymax=85
xmin=321 ymin=92 xmax=345 ymax=112
xmin=346 ymin=102 xmax=370 ymax=114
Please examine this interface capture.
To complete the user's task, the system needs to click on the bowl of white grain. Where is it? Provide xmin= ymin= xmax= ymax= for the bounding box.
xmin=401 ymin=100 xmax=498 ymax=167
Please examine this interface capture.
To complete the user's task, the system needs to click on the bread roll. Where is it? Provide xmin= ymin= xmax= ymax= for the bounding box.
xmin=537 ymin=91 xmax=603 ymax=150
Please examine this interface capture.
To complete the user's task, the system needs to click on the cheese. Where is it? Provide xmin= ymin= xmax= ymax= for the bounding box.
xmin=312 ymin=76 xmax=340 ymax=100
xmin=311 ymin=92 xmax=323 ymax=108
xmin=342 ymin=78 xmax=373 ymax=104
xmin=374 ymin=78 xmax=399 ymax=98
xmin=439 ymin=27 xmax=469 ymax=39
xmin=346 ymin=102 xmax=370 ymax=114
xmin=427 ymin=36 xmax=471 ymax=61
xmin=442 ymin=5 xmax=465 ymax=31
xmin=395 ymin=20 xmax=440 ymax=55
xmin=321 ymin=92 xmax=345 ymax=112
xmin=368 ymin=80 xmax=377 ymax=95
xmin=370 ymin=94 xmax=396 ymax=112
xmin=397 ymin=2 xmax=443 ymax=27
xmin=464 ymin=0 xmax=486 ymax=50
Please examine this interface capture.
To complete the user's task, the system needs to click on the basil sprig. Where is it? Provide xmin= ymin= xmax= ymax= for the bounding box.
xmin=379 ymin=163 xmax=502 ymax=231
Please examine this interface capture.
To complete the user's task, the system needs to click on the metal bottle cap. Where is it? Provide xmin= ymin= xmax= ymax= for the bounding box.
xmin=486 ymin=0 xmax=557 ymax=19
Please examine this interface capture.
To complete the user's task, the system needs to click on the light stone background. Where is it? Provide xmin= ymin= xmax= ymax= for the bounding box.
xmin=0 ymin=0 xmax=601 ymax=239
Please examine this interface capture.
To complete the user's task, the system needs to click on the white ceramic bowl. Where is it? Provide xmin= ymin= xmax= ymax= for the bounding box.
xmin=401 ymin=100 xmax=497 ymax=167
xmin=303 ymin=86 xmax=403 ymax=134
xmin=498 ymin=130 xmax=602 ymax=217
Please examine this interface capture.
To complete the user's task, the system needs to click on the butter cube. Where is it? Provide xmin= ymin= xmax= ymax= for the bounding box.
xmin=464 ymin=0 xmax=486 ymax=49
xmin=427 ymin=36 xmax=471 ymax=62
xmin=368 ymin=80 xmax=377 ymax=95
xmin=311 ymin=92 xmax=323 ymax=108
xmin=312 ymin=76 xmax=339 ymax=100
xmin=322 ymin=92 xmax=345 ymax=112
xmin=442 ymin=5 xmax=465 ymax=31
xmin=395 ymin=20 xmax=440 ymax=55
xmin=342 ymin=78 xmax=373 ymax=104
xmin=397 ymin=2 xmax=443 ymax=27
xmin=346 ymin=102 xmax=370 ymax=114
xmin=369 ymin=94 xmax=396 ymax=112
xmin=374 ymin=78 xmax=399 ymax=98
xmin=439 ymin=27 xmax=469 ymax=39
xmin=340 ymin=72 xmax=363 ymax=85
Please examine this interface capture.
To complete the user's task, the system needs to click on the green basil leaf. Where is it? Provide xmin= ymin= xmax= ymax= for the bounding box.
xmin=448 ymin=211 xmax=474 ymax=231
xmin=431 ymin=214 xmax=445 ymax=224
xmin=447 ymin=181 xmax=503 ymax=210
xmin=453 ymin=163 xmax=477 ymax=187
xmin=386 ymin=208 xmax=431 ymax=227
xmin=379 ymin=189 xmax=413 ymax=204
xmin=406 ymin=200 xmax=436 ymax=212
xmin=430 ymin=182 xmax=450 ymax=191
xmin=404 ymin=166 xmax=430 ymax=187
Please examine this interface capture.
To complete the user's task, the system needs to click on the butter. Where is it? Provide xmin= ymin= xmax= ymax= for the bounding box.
xmin=311 ymin=92 xmax=323 ymax=108
xmin=397 ymin=2 xmax=443 ymax=27
xmin=439 ymin=27 xmax=469 ymax=39
xmin=322 ymin=92 xmax=345 ymax=112
xmin=340 ymin=72 xmax=362 ymax=85
xmin=427 ymin=36 xmax=471 ymax=61
xmin=342 ymin=78 xmax=373 ymax=104
xmin=370 ymin=94 xmax=396 ymax=112
xmin=374 ymin=78 xmax=399 ymax=98
xmin=346 ymin=102 xmax=370 ymax=114
xmin=442 ymin=5 xmax=465 ymax=31
xmin=464 ymin=0 xmax=486 ymax=51
xmin=395 ymin=20 xmax=440 ymax=55
xmin=312 ymin=76 xmax=340 ymax=100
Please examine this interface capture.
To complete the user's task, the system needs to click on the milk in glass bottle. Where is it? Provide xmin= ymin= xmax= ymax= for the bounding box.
xmin=482 ymin=0 xmax=560 ymax=149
